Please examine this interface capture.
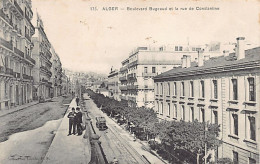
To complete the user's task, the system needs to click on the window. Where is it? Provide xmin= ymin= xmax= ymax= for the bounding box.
xmin=249 ymin=158 xmax=256 ymax=164
xmin=161 ymin=102 xmax=163 ymax=114
xmin=144 ymin=67 xmax=148 ymax=73
xmin=213 ymin=80 xmax=218 ymax=99
xmin=182 ymin=105 xmax=185 ymax=121
xmin=213 ymin=111 xmax=218 ymax=125
xmin=179 ymin=46 xmax=183 ymax=51
xmin=167 ymin=103 xmax=170 ymax=116
xmin=190 ymin=81 xmax=194 ymax=97
xmin=168 ymin=83 xmax=170 ymax=96
xmin=233 ymin=151 xmax=238 ymax=164
xmin=232 ymin=79 xmax=238 ymax=100
xmin=173 ymin=104 xmax=177 ymax=118
xmin=200 ymin=81 xmax=205 ymax=98
xmin=161 ymin=83 xmax=163 ymax=95
xmin=175 ymin=46 xmax=178 ymax=51
xmin=157 ymin=101 xmax=159 ymax=113
xmin=5 ymin=82 xmax=8 ymax=98
xmin=173 ymin=82 xmax=177 ymax=95
xmin=248 ymin=78 xmax=255 ymax=101
xmin=144 ymin=93 xmax=147 ymax=102
xmin=190 ymin=107 xmax=194 ymax=122
xmin=156 ymin=83 xmax=159 ymax=94
xmin=232 ymin=114 xmax=238 ymax=135
xmin=181 ymin=82 xmax=185 ymax=96
xmin=248 ymin=116 xmax=256 ymax=141
xmin=152 ymin=67 xmax=156 ymax=73
xmin=201 ymin=108 xmax=205 ymax=122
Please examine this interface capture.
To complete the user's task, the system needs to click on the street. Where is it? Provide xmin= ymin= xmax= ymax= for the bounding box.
xmin=83 ymin=93 xmax=163 ymax=164
xmin=0 ymin=96 xmax=72 ymax=164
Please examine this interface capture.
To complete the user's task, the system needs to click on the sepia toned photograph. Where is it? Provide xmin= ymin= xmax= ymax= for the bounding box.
xmin=0 ymin=0 xmax=259 ymax=163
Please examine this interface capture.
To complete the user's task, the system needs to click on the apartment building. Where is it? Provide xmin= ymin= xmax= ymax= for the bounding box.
xmin=119 ymin=45 xmax=221 ymax=108
xmin=107 ymin=69 xmax=120 ymax=101
xmin=61 ymin=70 xmax=70 ymax=95
xmin=0 ymin=0 xmax=35 ymax=109
xmin=31 ymin=13 xmax=52 ymax=101
xmin=50 ymin=46 xmax=62 ymax=97
xmin=153 ymin=37 xmax=259 ymax=163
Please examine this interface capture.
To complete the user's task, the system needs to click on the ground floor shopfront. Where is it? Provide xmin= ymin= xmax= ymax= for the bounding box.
xmin=0 ymin=76 xmax=33 ymax=110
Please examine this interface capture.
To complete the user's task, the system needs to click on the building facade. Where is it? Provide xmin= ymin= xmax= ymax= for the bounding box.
xmin=153 ymin=38 xmax=259 ymax=163
xmin=0 ymin=0 xmax=35 ymax=109
xmin=119 ymin=45 xmax=220 ymax=108
xmin=31 ymin=13 xmax=52 ymax=101
xmin=50 ymin=46 xmax=62 ymax=97
xmin=61 ymin=70 xmax=69 ymax=95
xmin=107 ymin=69 xmax=120 ymax=101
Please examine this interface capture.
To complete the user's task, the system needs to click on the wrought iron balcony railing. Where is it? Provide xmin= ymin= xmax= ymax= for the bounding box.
xmin=14 ymin=47 xmax=24 ymax=58
xmin=0 ymin=37 xmax=13 ymax=51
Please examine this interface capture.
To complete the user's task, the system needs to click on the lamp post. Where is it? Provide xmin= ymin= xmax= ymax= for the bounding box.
xmin=204 ymin=122 xmax=208 ymax=164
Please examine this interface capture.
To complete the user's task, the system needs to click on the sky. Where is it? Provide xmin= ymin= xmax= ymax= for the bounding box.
xmin=31 ymin=0 xmax=260 ymax=75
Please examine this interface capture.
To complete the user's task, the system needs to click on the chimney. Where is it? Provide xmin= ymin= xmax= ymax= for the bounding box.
xmin=236 ymin=37 xmax=245 ymax=60
xmin=198 ymin=50 xmax=204 ymax=67
xmin=181 ymin=55 xmax=187 ymax=68
xmin=204 ymin=55 xmax=210 ymax=61
xmin=223 ymin=50 xmax=229 ymax=57
xmin=186 ymin=55 xmax=191 ymax=68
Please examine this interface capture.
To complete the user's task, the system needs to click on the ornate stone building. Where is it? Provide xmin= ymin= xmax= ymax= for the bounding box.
xmin=31 ymin=13 xmax=52 ymax=101
xmin=50 ymin=46 xmax=62 ymax=97
xmin=153 ymin=37 xmax=259 ymax=163
xmin=0 ymin=0 xmax=35 ymax=109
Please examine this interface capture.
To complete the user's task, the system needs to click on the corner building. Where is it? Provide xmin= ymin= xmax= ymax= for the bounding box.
xmin=108 ymin=69 xmax=120 ymax=101
xmin=0 ymin=0 xmax=35 ymax=109
xmin=153 ymin=37 xmax=259 ymax=163
xmin=119 ymin=45 xmax=221 ymax=108
xmin=31 ymin=14 xmax=52 ymax=101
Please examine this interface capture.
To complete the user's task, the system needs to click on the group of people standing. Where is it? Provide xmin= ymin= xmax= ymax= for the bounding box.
xmin=67 ymin=107 xmax=83 ymax=136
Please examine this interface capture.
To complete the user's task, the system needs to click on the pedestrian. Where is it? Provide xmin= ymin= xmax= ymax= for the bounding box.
xmin=75 ymin=107 xmax=83 ymax=135
xmin=67 ymin=107 xmax=76 ymax=136
xmin=76 ymin=96 xmax=80 ymax=106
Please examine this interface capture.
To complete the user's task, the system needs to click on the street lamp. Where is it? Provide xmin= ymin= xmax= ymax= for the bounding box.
xmin=204 ymin=122 xmax=208 ymax=164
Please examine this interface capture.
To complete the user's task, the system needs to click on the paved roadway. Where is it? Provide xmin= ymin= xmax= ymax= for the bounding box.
xmin=83 ymin=93 xmax=149 ymax=164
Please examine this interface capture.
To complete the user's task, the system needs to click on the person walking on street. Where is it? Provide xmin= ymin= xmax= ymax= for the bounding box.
xmin=67 ymin=107 xmax=76 ymax=136
xmin=76 ymin=96 xmax=80 ymax=106
xmin=76 ymin=107 xmax=83 ymax=135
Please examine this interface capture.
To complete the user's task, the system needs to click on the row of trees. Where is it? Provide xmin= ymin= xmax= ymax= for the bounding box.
xmin=84 ymin=89 xmax=229 ymax=164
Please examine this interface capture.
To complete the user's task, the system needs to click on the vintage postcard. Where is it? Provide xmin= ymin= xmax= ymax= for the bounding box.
xmin=0 ymin=0 xmax=259 ymax=163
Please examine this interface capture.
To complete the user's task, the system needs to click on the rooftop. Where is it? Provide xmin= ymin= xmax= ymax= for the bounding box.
xmin=154 ymin=47 xmax=260 ymax=80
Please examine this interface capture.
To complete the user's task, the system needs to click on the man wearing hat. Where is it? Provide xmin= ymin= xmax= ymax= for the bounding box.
xmin=75 ymin=107 xmax=83 ymax=135
xmin=67 ymin=107 xmax=76 ymax=135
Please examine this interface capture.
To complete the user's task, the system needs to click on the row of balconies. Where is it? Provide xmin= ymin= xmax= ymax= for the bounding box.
xmin=14 ymin=47 xmax=24 ymax=57
xmin=40 ymin=65 xmax=52 ymax=76
xmin=155 ymin=94 xmax=258 ymax=113
xmin=0 ymin=66 xmax=34 ymax=80
xmin=25 ymin=55 xmax=36 ymax=64
xmin=14 ymin=0 xmax=23 ymax=16
xmin=0 ymin=8 xmax=29 ymax=37
xmin=0 ymin=8 xmax=13 ymax=26
xmin=128 ymin=60 xmax=138 ymax=68
xmin=0 ymin=37 xmax=36 ymax=64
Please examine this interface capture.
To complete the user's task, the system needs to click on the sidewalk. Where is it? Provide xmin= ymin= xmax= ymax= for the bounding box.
xmin=42 ymin=98 xmax=90 ymax=164
xmin=0 ymin=101 xmax=39 ymax=117
xmin=0 ymin=97 xmax=67 ymax=117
